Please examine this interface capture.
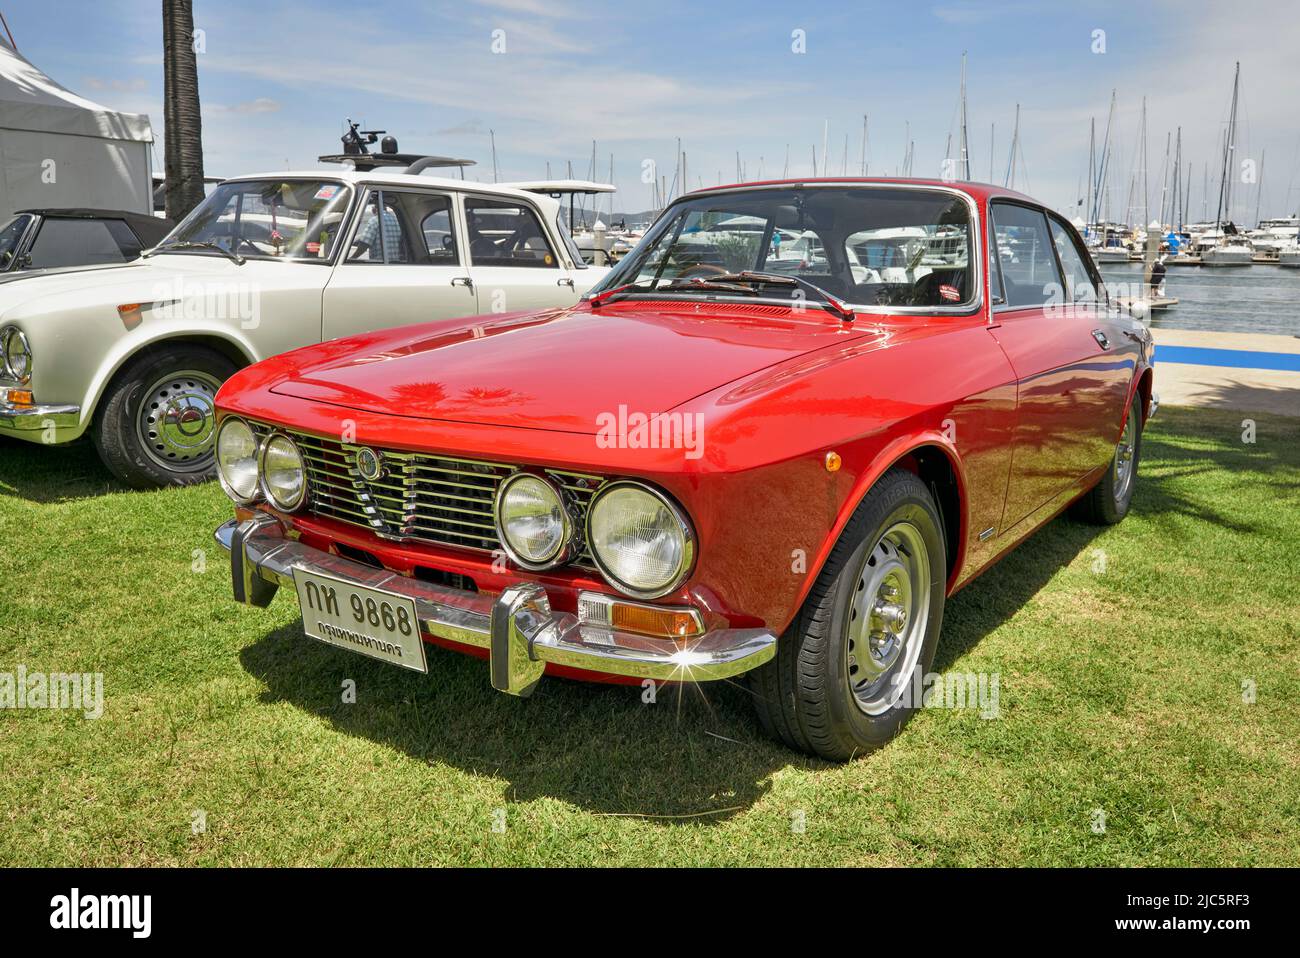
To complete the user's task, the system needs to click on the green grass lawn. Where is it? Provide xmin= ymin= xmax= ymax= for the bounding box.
xmin=1 ymin=405 xmax=1297 ymax=866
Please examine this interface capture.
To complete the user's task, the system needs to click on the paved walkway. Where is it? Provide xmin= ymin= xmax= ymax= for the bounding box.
xmin=1151 ymin=328 xmax=1300 ymax=418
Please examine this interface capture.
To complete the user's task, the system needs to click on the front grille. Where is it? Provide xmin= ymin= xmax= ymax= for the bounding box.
xmin=249 ymin=422 xmax=603 ymax=562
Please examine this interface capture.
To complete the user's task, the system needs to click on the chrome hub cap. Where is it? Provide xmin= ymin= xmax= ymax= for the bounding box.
xmin=846 ymin=520 xmax=931 ymax=715
xmin=137 ymin=370 xmax=222 ymax=472
xmin=1113 ymin=412 xmax=1137 ymax=504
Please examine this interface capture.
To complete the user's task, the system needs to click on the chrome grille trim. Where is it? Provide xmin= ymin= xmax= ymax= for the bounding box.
xmin=246 ymin=421 xmax=603 ymax=562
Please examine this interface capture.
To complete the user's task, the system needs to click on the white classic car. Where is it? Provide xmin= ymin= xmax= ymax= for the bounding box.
xmin=0 ymin=170 xmax=608 ymax=486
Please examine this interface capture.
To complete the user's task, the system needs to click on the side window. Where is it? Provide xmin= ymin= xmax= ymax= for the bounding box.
xmin=464 ymin=198 xmax=558 ymax=268
xmin=989 ymin=236 xmax=1006 ymax=304
xmin=1048 ymin=218 xmax=1100 ymax=304
xmin=28 ymin=218 xmax=129 ymax=268
xmin=347 ymin=191 xmax=414 ymax=264
xmin=989 ymin=203 xmax=1063 ymax=308
xmin=105 ymin=219 xmax=145 ymax=259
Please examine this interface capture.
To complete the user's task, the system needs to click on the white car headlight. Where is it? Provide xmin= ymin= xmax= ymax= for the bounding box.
xmin=495 ymin=473 xmax=573 ymax=569
xmin=1 ymin=326 xmax=31 ymax=384
xmin=215 ymin=417 xmax=260 ymax=503
xmin=259 ymin=433 xmax=307 ymax=511
xmin=586 ymin=481 xmax=695 ymax=599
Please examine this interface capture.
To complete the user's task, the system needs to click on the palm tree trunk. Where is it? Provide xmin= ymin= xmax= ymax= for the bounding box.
xmin=162 ymin=0 xmax=205 ymax=220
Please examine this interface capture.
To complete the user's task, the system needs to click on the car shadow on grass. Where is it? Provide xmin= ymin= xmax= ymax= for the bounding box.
xmin=239 ymin=623 xmax=796 ymax=821
xmin=0 ymin=435 xmax=126 ymax=502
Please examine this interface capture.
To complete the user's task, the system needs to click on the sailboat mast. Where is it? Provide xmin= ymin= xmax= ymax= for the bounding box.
xmin=1005 ymin=103 xmax=1020 ymax=188
xmin=959 ymin=51 xmax=970 ymax=179
xmin=1086 ymin=118 xmax=1095 ymax=235
xmin=1215 ymin=61 xmax=1240 ymax=231
xmin=1253 ymin=148 xmax=1265 ymax=228
xmin=860 ymin=115 xmax=868 ymax=175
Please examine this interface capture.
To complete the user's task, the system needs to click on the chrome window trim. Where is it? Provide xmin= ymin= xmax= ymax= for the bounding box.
xmin=493 ymin=470 xmax=578 ymax=571
xmin=340 ymin=185 xmax=463 ymax=267
xmin=987 ymin=199 xmax=1068 ymax=314
xmin=595 ymin=181 xmax=984 ymax=318
xmin=460 ymin=191 xmax=565 ymax=270
xmin=584 ymin=479 xmax=697 ymax=600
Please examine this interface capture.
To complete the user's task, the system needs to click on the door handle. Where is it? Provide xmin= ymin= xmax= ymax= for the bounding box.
xmin=451 ymin=276 xmax=473 ymax=289
xmin=1091 ymin=329 xmax=1111 ymax=350
xmin=557 ymin=277 xmax=575 ymax=288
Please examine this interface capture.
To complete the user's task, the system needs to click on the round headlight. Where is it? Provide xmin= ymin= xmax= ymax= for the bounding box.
xmin=2 ymin=327 xmax=31 ymax=384
xmin=586 ymin=481 xmax=695 ymax=599
xmin=215 ymin=417 xmax=259 ymax=503
xmin=259 ymin=433 xmax=307 ymax=511
xmin=495 ymin=472 xmax=573 ymax=569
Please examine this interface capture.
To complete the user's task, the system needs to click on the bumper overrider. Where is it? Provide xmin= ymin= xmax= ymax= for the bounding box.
xmin=215 ymin=514 xmax=777 ymax=695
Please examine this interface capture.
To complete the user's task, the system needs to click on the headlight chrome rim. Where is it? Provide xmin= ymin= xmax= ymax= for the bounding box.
xmin=493 ymin=471 xmax=575 ymax=571
xmin=1 ymin=326 xmax=31 ymax=384
xmin=215 ymin=416 xmax=261 ymax=504
xmin=258 ymin=431 xmax=308 ymax=512
xmin=585 ymin=479 xmax=696 ymax=600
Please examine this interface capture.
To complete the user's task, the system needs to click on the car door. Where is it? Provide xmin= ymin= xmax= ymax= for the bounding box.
xmin=322 ymin=187 xmax=477 ymax=341
xmin=461 ymin=194 xmax=577 ymax=313
xmin=986 ymin=201 xmax=1119 ymax=531
xmin=1044 ymin=212 xmax=1139 ymax=466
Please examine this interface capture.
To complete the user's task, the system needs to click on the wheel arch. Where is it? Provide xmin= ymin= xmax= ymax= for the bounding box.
xmin=80 ymin=328 xmax=258 ymax=429
xmin=791 ymin=433 xmax=969 ymax=618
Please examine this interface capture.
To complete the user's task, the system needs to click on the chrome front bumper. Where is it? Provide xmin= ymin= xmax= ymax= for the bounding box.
xmin=0 ymin=400 xmax=80 ymax=433
xmin=215 ymin=515 xmax=776 ymax=696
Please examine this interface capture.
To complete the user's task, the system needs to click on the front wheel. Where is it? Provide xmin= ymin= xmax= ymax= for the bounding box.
xmin=750 ymin=468 xmax=947 ymax=761
xmin=93 ymin=344 xmax=236 ymax=488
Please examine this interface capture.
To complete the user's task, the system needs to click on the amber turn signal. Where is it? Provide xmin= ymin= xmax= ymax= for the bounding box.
xmin=577 ymin=591 xmax=705 ymax=638
xmin=117 ymin=303 xmax=144 ymax=330
xmin=5 ymin=389 xmax=34 ymax=406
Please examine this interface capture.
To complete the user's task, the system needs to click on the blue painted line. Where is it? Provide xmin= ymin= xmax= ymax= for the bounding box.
xmin=1156 ymin=345 xmax=1300 ymax=372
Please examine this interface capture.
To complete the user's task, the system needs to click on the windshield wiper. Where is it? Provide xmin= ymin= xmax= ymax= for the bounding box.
xmin=705 ymin=271 xmax=856 ymax=323
xmin=587 ymin=281 xmax=653 ymax=308
xmin=143 ymin=241 xmax=245 ymax=266
xmin=659 ymin=277 xmax=762 ymax=295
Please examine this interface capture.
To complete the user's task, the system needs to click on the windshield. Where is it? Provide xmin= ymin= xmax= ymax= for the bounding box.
xmin=160 ymin=179 xmax=353 ymax=262
xmin=0 ymin=213 xmax=33 ymax=268
xmin=594 ymin=186 xmax=975 ymax=310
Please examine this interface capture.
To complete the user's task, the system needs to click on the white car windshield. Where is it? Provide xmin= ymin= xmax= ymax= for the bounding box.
xmin=160 ymin=179 xmax=353 ymax=262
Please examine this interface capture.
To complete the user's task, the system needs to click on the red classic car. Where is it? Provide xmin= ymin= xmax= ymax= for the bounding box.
xmin=213 ymin=178 xmax=1155 ymax=760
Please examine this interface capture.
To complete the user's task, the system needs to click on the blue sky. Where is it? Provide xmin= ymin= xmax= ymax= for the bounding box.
xmin=7 ymin=0 xmax=1299 ymax=221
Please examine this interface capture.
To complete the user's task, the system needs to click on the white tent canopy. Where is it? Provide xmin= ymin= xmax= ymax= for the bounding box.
xmin=0 ymin=36 xmax=154 ymax=218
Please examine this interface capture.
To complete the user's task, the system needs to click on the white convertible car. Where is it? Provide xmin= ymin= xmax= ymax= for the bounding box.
xmin=0 ymin=171 xmax=608 ymax=486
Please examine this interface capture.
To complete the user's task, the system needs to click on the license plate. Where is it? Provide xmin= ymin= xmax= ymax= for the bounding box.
xmin=292 ymin=569 xmax=427 ymax=673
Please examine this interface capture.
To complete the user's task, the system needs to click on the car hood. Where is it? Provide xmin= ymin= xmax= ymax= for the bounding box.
xmin=0 ymin=255 xmax=235 ymax=315
xmin=269 ymin=303 xmax=873 ymax=433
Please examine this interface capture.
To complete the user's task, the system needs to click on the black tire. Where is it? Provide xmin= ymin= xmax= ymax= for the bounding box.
xmin=92 ymin=344 xmax=236 ymax=489
xmin=750 ymin=468 xmax=947 ymax=761
xmin=1072 ymin=392 xmax=1143 ymax=525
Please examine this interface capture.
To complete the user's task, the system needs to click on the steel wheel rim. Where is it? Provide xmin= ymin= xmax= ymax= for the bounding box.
xmin=845 ymin=520 xmax=931 ymax=715
xmin=136 ymin=369 xmax=223 ymax=472
xmin=1113 ymin=410 xmax=1138 ymax=504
